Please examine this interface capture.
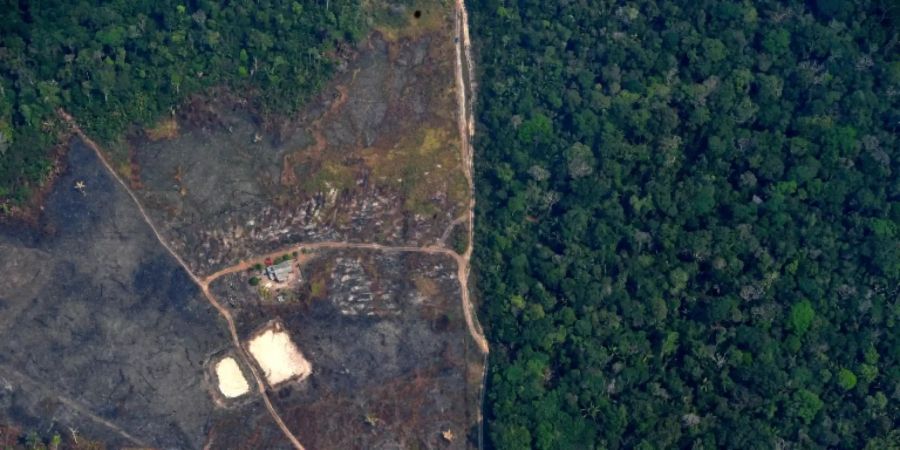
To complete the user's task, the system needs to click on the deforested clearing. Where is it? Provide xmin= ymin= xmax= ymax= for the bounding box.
xmin=247 ymin=325 xmax=311 ymax=386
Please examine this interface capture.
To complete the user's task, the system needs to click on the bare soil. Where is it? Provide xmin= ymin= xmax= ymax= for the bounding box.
xmin=246 ymin=322 xmax=312 ymax=387
xmin=215 ymin=357 xmax=251 ymax=398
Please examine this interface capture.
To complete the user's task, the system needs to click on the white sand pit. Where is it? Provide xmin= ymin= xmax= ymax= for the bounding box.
xmin=247 ymin=325 xmax=311 ymax=386
xmin=215 ymin=357 xmax=250 ymax=398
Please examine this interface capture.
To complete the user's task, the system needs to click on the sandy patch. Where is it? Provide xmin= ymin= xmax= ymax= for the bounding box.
xmin=145 ymin=117 xmax=179 ymax=141
xmin=247 ymin=324 xmax=311 ymax=386
xmin=215 ymin=357 xmax=250 ymax=398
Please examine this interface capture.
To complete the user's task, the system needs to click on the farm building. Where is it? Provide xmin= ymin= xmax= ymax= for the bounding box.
xmin=267 ymin=260 xmax=295 ymax=283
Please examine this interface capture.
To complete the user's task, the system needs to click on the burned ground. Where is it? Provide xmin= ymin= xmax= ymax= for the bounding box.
xmin=124 ymin=4 xmax=466 ymax=277
xmin=0 ymin=2 xmax=481 ymax=448
xmin=0 ymin=141 xmax=291 ymax=449
xmin=209 ymin=250 xmax=483 ymax=449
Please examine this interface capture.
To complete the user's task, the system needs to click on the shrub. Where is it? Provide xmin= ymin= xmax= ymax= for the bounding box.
xmin=837 ymin=368 xmax=857 ymax=390
xmin=789 ymin=300 xmax=815 ymax=335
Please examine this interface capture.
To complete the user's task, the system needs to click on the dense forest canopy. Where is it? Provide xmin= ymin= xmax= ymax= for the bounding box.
xmin=0 ymin=0 xmax=363 ymax=206
xmin=470 ymin=0 xmax=898 ymax=448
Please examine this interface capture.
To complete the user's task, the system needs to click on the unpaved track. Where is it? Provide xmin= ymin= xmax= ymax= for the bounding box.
xmin=436 ymin=214 xmax=467 ymax=246
xmin=201 ymin=239 xmax=490 ymax=354
xmin=58 ymin=110 xmax=307 ymax=450
xmin=52 ymin=1 xmax=486 ymax=446
xmin=0 ymin=365 xmax=151 ymax=448
xmin=451 ymin=0 xmax=488 ymax=354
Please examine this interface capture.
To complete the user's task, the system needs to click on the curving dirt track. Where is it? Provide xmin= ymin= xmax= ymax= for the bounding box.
xmin=53 ymin=0 xmax=485 ymax=447
xmin=58 ymin=109 xmax=307 ymax=450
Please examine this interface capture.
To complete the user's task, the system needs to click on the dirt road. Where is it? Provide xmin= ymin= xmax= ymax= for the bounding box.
xmin=58 ymin=110 xmax=307 ymax=450
xmin=451 ymin=0 xmax=488 ymax=354
xmin=200 ymin=238 xmax=490 ymax=355
xmin=52 ymin=0 xmax=485 ymax=447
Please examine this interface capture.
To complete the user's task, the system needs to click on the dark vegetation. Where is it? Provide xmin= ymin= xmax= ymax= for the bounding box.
xmin=471 ymin=0 xmax=899 ymax=448
xmin=0 ymin=425 xmax=103 ymax=450
xmin=0 ymin=0 xmax=364 ymax=206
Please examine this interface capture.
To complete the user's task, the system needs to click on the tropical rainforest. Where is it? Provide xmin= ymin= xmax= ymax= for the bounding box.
xmin=470 ymin=0 xmax=898 ymax=449
xmin=0 ymin=0 xmax=363 ymax=207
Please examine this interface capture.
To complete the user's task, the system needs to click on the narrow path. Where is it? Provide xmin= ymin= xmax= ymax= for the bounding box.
xmin=52 ymin=2 xmax=487 ymax=447
xmin=197 ymin=285 xmax=305 ymax=450
xmin=57 ymin=110 xmax=307 ymax=450
xmin=436 ymin=214 xmax=467 ymax=247
xmin=452 ymin=0 xmax=487 ymax=353
xmin=450 ymin=4 xmax=493 ymax=449
xmin=0 ymin=365 xmax=151 ymax=448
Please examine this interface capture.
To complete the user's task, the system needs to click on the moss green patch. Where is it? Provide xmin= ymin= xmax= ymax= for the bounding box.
xmin=300 ymin=160 xmax=356 ymax=194
xmin=367 ymin=0 xmax=449 ymax=42
xmin=101 ymin=137 xmax=132 ymax=180
xmin=366 ymin=126 xmax=466 ymax=216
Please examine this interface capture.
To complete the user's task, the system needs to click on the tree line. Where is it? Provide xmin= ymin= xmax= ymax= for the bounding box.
xmin=0 ymin=0 xmax=364 ymax=206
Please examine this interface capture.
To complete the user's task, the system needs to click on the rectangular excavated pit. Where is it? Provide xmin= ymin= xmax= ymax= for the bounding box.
xmin=246 ymin=322 xmax=311 ymax=386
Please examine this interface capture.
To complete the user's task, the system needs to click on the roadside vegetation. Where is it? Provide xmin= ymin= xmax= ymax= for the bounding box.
xmin=0 ymin=0 xmax=364 ymax=207
xmin=471 ymin=0 xmax=899 ymax=448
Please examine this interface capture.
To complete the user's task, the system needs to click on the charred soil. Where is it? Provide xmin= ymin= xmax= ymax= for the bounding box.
xmin=209 ymin=249 xmax=483 ymax=449
xmin=0 ymin=141 xmax=293 ymax=449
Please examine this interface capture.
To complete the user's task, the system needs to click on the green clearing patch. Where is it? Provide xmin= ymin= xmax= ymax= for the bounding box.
xmin=366 ymin=126 xmax=466 ymax=216
xmin=299 ymin=160 xmax=356 ymax=195
xmin=145 ymin=117 xmax=180 ymax=141
xmin=102 ymin=137 xmax=134 ymax=180
xmin=367 ymin=0 xmax=449 ymax=42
